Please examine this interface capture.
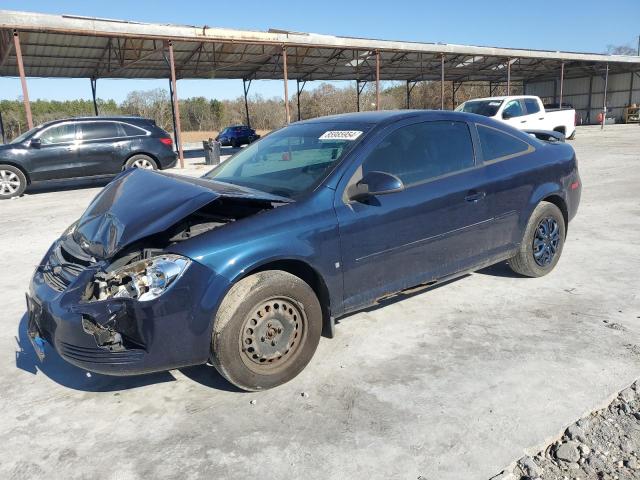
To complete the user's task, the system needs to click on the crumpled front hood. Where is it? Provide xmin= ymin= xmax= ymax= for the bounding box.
xmin=73 ymin=169 xmax=220 ymax=259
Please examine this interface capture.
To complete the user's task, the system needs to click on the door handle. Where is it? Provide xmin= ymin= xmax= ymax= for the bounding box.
xmin=465 ymin=191 xmax=486 ymax=202
xmin=520 ymin=120 xmax=527 ymax=123
xmin=538 ymin=117 xmax=545 ymax=120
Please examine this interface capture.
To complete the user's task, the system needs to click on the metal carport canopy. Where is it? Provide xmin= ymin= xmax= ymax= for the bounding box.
xmin=1 ymin=9 xmax=639 ymax=82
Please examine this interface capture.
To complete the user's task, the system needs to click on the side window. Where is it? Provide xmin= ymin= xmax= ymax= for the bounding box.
xmin=502 ymin=100 xmax=525 ymax=118
xmin=80 ymin=122 xmax=121 ymax=141
xmin=477 ymin=124 xmax=532 ymax=162
xmin=524 ymin=98 xmax=540 ymax=115
xmin=121 ymin=123 xmax=147 ymax=137
xmin=39 ymin=124 xmax=76 ymax=144
xmin=361 ymin=121 xmax=475 ymax=186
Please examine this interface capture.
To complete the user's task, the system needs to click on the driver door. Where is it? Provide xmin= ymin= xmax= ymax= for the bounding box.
xmin=334 ymin=119 xmax=492 ymax=311
xmin=28 ymin=122 xmax=80 ymax=180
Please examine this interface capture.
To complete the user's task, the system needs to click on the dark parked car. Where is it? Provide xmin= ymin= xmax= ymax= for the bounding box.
xmin=215 ymin=125 xmax=259 ymax=147
xmin=27 ymin=111 xmax=581 ymax=391
xmin=0 ymin=116 xmax=177 ymax=199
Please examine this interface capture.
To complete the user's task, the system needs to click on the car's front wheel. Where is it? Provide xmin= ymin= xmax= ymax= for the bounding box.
xmin=124 ymin=154 xmax=158 ymax=170
xmin=508 ymin=201 xmax=566 ymax=277
xmin=0 ymin=164 xmax=27 ymax=199
xmin=211 ymin=270 xmax=322 ymax=391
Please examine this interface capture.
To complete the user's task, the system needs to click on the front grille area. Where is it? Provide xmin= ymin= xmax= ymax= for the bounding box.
xmin=58 ymin=341 xmax=145 ymax=365
xmin=42 ymin=242 xmax=90 ymax=292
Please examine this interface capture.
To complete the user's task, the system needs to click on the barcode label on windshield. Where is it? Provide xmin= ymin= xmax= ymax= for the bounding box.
xmin=319 ymin=130 xmax=363 ymax=141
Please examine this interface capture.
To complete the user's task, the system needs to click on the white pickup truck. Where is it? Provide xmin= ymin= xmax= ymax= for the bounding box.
xmin=455 ymin=95 xmax=576 ymax=139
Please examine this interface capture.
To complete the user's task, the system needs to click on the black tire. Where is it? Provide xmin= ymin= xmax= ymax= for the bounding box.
xmin=231 ymin=138 xmax=239 ymax=148
xmin=0 ymin=164 xmax=27 ymax=199
xmin=567 ymin=130 xmax=576 ymax=140
xmin=211 ymin=270 xmax=322 ymax=391
xmin=124 ymin=154 xmax=158 ymax=170
xmin=508 ymin=201 xmax=566 ymax=277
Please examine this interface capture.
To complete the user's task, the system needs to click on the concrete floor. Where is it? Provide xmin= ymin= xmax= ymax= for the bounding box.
xmin=1 ymin=125 xmax=639 ymax=479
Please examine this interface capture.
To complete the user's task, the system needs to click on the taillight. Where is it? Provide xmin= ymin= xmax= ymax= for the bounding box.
xmin=159 ymin=137 xmax=173 ymax=146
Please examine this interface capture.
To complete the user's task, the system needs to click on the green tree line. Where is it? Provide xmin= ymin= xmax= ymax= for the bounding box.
xmin=1 ymin=81 xmax=513 ymax=142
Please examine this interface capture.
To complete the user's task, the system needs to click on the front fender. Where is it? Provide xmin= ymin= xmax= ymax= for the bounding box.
xmin=170 ymin=190 xmax=343 ymax=319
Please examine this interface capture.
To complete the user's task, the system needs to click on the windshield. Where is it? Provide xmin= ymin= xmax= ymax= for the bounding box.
xmin=456 ymin=100 xmax=504 ymax=117
xmin=10 ymin=125 xmax=43 ymax=144
xmin=203 ymin=122 xmax=371 ymax=198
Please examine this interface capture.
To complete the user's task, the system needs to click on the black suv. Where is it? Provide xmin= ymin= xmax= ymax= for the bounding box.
xmin=0 ymin=116 xmax=177 ymax=199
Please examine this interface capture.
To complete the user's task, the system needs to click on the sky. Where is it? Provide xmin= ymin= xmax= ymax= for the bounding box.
xmin=0 ymin=0 xmax=639 ymax=103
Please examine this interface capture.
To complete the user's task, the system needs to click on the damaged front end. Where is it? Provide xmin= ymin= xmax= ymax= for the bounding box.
xmin=84 ymin=254 xmax=191 ymax=303
xmin=28 ymin=169 xmax=287 ymax=373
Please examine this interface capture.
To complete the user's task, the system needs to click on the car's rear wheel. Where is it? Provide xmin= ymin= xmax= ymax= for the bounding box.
xmin=0 ymin=164 xmax=27 ymax=199
xmin=211 ymin=270 xmax=322 ymax=391
xmin=508 ymin=201 xmax=566 ymax=277
xmin=124 ymin=154 xmax=158 ymax=170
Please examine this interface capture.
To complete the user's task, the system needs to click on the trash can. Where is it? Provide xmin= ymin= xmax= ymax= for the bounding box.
xmin=202 ymin=138 xmax=221 ymax=165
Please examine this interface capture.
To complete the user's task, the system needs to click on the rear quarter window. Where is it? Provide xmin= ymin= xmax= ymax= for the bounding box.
xmin=477 ymin=124 xmax=533 ymax=162
xmin=121 ymin=123 xmax=148 ymax=137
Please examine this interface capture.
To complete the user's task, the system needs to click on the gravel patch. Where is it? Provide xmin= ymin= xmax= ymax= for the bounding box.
xmin=492 ymin=382 xmax=640 ymax=480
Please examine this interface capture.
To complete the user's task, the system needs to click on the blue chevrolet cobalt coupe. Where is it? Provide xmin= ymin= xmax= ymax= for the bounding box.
xmin=27 ymin=111 xmax=581 ymax=390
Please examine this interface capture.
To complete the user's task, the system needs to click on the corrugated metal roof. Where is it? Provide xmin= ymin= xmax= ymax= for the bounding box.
xmin=0 ymin=9 xmax=638 ymax=82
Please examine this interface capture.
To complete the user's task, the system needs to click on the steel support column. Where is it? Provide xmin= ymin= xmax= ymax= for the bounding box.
xmin=601 ymin=63 xmax=609 ymax=130
xmin=559 ymin=62 xmax=565 ymax=108
xmin=406 ymin=80 xmax=410 ymax=109
xmin=506 ymin=58 xmax=511 ymax=96
xmin=0 ymin=110 xmax=5 ymax=144
xmin=282 ymin=46 xmax=290 ymax=124
xmin=586 ymin=75 xmax=594 ymax=124
xmin=296 ymin=79 xmax=306 ymax=121
xmin=90 ymin=78 xmax=98 ymax=116
xmin=628 ymin=70 xmax=635 ymax=108
xmin=375 ymin=50 xmax=380 ymax=110
xmin=440 ymin=54 xmax=445 ymax=110
xmin=13 ymin=31 xmax=32 ymax=130
xmin=452 ymin=81 xmax=462 ymax=110
xmin=167 ymin=41 xmax=184 ymax=168
xmin=243 ymin=78 xmax=252 ymax=128
xmin=356 ymin=80 xmax=367 ymax=112
xmin=168 ymin=79 xmax=179 ymax=157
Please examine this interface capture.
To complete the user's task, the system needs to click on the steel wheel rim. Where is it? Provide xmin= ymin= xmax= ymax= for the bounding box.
xmin=132 ymin=158 xmax=154 ymax=169
xmin=239 ymin=296 xmax=307 ymax=373
xmin=0 ymin=170 xmax=21 ymax=195
xmin=533 ymin=216 xmax=560 ymax=267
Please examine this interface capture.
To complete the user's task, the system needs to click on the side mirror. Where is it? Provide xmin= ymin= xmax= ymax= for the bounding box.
xmin=502 ymin=110 xmax=513 ymax=120
xmin=347 ymin=171 xmax=404 ymax=201
xmin=30 ymin=138 xmax=42 ymax=148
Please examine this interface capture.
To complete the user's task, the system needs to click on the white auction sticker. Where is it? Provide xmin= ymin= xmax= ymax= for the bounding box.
xmin=319 ymin=130 xmax=363 ymax=141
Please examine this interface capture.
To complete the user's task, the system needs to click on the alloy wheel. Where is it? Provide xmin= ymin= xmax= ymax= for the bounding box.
xmin=533 ymin=216 xmax=560 ymax=266
xmin=0 ymin=169 xmax=21 ymax=196
xmin=132 ymin=158 xmax=154 ymax=169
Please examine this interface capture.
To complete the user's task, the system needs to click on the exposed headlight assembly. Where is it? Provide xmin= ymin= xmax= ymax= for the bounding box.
xmin=88 ymin=254 xmax=191 ymax=302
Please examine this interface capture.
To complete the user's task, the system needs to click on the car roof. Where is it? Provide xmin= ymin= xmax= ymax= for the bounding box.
xmin=296 ymin=109 xmax=491 ymax=127
xmin=37 ymin=116 xmax=154 ymax=128
xmin=464 ymin=95 xmax=539 ymax=102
